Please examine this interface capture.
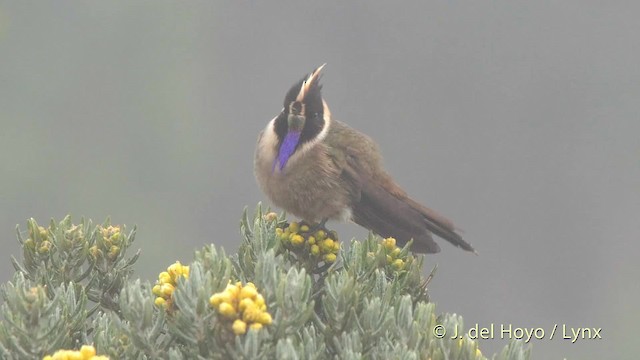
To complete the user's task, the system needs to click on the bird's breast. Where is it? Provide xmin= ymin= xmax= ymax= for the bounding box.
xmin=254 ymin=139 xmax=352 ymax=223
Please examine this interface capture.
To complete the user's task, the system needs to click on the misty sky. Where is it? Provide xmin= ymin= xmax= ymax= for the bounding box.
xmin=1 ymin=2 xmax=638 ymax=358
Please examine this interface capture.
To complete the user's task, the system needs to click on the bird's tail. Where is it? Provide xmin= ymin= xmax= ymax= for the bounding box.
xmin=351 ymin=179 xmax=475 ymax=254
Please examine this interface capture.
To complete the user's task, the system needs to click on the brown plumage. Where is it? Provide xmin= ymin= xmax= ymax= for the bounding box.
xmin=254 ymin=65 xmax=475 ymax=254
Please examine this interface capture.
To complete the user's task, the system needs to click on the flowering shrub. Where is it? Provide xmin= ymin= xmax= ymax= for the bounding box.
xmin=0 ymin=205 xmax=531 ymax=360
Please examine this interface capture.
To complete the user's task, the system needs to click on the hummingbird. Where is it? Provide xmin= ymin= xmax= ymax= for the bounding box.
xmin=254 ymin=64 xmax=475 ymax=254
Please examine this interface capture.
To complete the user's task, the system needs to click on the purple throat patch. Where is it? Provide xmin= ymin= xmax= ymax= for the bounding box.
xmin=274 ymin=131 xmax=301 ymax=172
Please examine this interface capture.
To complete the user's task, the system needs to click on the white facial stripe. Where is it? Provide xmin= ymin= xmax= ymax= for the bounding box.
xmin=322 ymin=98 xmax=331 ymax=118
xmin=265 ymin=114 xmax=278 ymax=143
xmin=258 ymin=112 xmax=282 ymax=162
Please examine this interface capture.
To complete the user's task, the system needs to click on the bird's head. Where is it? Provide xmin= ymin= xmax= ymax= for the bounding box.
xmin=272 ymin=64 xmax=328 ymax=172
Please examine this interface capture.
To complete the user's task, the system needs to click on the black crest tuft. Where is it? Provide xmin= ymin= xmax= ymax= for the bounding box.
xmin=283 ymin=77 xmax=306 ymax=110
xmin=275 ymin=67 xmax=326 ymax=149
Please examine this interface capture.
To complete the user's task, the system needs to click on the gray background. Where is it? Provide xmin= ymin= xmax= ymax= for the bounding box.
xmin=1 ymin=2 xmax=637 ymax=358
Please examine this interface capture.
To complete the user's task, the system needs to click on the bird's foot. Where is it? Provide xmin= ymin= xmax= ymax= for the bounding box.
xmin=301 ymin=218 xmax=327 ymax=233
xmin=303 ymin=219 xmax=337 ymax=240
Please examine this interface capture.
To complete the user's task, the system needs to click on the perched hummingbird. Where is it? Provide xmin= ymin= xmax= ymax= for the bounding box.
xmin=254 ymin=64 xmax=475 ymax=254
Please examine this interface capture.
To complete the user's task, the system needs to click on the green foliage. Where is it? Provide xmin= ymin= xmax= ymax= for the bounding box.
xmin=10 ymin=216 xmax=139 ymax=315
xmin=0 ymin=205 xmax=532 ymax=360
xmin=0 ymin=274 xmax=87 ymax=359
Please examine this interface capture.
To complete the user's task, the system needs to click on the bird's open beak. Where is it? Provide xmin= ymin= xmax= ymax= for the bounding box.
xmin=296 ymin=63 xmax=326 ymax=101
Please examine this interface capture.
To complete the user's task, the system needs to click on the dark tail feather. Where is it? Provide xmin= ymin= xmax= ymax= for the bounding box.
xmin=421 ymin=214 xmax=476 ymax=253
xmin=352 ymin=179 xmax=476 ymax=254
xmin=353 ymin=197 xmax=440 ymax=253
xmin=409 ymin=199 xmax=476 ymax=253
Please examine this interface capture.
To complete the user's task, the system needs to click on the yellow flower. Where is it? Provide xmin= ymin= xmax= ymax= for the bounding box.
xmin=240 ymin=284 xmax=258 ymax=300
xmin=158 ymin=272 xmax=171 ymax=284
xmin=89 ymin=246 xmax=101 ymax=258
xmin=42 ymin=345 xmax=108 ymax=360
xmin=154 ymin=297 xmax=166 ymax=307
xmin=110 ymin=232 xmax=121 ymax=244
xmin=218 ymin=302 xmax=237 ymax=319
xmin=382 ymin=237 xmax=396 ymax=251
xmin=242 ymin=304 xmax=261 ymax=322
xmin=167 ymin=263 xmax=180 ymax=276
xmin=249 ymin=322 xmax=263 ymax=331
xmin=322 ymin=239 xmax=334 ymax=251
xmin=258 ymin=312 xmax=273 ymax=325
xmin=331 ymin=241 xmax=340 ymax=252
xmin=211 ymin=281 xmax=272 ymax=335
xmin=276 ymin=221 xmax=341 ymax=271
xmin=79 ymin=345 xmax=96 ymax=358
xmin=210 ymin=292 xmax=231 ymax=307
xmin=167 ymin=261 xmax=189 ymax=278
xmin=323 ymin=253 xmax=337 ymax=263
xmin=290 ymin=234 xmax=304 ymax=246
xmin=233 ymin=319 xmax=247 ymax=335
xmin=254 ymin=295 xmax=266 ymax=310
xmin=238 ymin=298 xmax=254 ymax=312
xmin=392 ymin=259 xmax=405 ymax=271
xmin=108 ymin=245 xmax=120 ymax=260
xmin=208 ymin=294 xmax=220 ymax=307
xmin=160 ymin=283 xmax=175 ymax=297
xmin=225 ymin=282 xmax=240 ymax=297
xmin=24 ymin=238 xmax=35 ymax=249
xmin=38 ymin=241 xmax=51 ymax=254
xmin=166 ymin=262 xmax=190 ymax=283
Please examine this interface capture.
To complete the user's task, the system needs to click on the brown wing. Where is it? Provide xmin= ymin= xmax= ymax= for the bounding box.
xmin=342 ymin=152 xmax=475 ymax=254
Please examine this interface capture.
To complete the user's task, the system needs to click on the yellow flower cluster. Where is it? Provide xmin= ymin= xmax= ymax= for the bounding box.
xmin=43 ymin=345 xmax=108 ymax=360
xmin=90 ymin=225 xmax=123 ymax=262
xmin=262 ymin=212 xmax=279 ymax=222
xmin=380 ymin=237 xmax=411 ymax=271
xmin=152 ymin=261 xmax=190 ymax=308
xmin=276 ymin=222 xmax=340 ymax=264
xmin=209 ymin=282 xmax=273 ymax=335
xmin=24 ymin=225 xmax=52 ymax=254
